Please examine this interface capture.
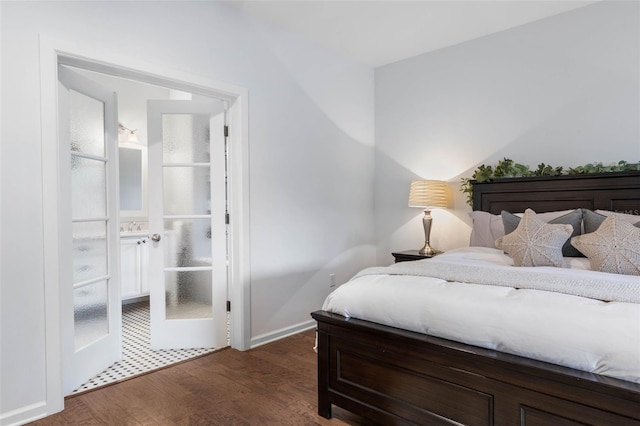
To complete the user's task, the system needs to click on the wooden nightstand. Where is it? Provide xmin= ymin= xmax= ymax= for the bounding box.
xmin=391 ymin=250 xmax=435 ymax=263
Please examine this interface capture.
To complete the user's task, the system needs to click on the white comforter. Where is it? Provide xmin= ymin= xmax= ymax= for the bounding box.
xmin=322 ymin=247 xmax=640 ymax=384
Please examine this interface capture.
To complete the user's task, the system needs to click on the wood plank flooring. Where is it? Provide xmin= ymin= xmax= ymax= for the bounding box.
xmin=30 ymin=330 xmax=368 ymax=425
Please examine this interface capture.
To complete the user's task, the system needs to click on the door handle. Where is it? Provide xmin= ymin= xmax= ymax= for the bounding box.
xmin=151 ymin=233 xmax=161 ymax=242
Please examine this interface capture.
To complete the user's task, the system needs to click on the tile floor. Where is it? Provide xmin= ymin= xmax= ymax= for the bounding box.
xmin=72 ymin=301 xmax=219 ymax=394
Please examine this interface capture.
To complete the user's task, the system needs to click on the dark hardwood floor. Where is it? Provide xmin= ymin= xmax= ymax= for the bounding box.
xmin=30 ymin=330 xmax=367 ymax=425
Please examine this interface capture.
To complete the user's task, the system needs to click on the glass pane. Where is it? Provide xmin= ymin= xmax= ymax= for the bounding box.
xmin=119 ymin=148 xmax=143 ymax=211
xmin=162 ymin=114 xmax=210 ymax=163
xmin=69 ymin=89 xmax=105 ymax=157
xmin=71 ymin=155 xmax=106 ymax=218
xmin=164 ymin=219 xmax=212 ymax=267
xmin=163 ymin=166 xmax=210 ymax=215
xmin=72 ymin=221 xmax=107 ymax=283
xmin=74 ymin=280 xmax=109 ymax=349
xmin=165 ymin=270 xmax=212 ymax=320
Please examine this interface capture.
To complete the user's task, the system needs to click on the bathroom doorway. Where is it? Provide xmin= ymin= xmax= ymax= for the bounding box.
xmin=57 ymin=63 xmax=233 ymax=394
xmin=41 ymin=41 xmax=250 ymax=410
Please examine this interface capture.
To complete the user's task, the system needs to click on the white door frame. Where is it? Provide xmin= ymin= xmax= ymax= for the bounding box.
xmin=39 ymin=36 xmax=251 ymax=415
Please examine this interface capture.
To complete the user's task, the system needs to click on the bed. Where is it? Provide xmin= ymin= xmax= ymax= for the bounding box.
xmin=312 ymin=171 xmax=640 ymax=425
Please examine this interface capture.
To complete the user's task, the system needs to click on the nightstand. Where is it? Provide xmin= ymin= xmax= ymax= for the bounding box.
xmin=391 ymin=250 xmax=435 ymax=263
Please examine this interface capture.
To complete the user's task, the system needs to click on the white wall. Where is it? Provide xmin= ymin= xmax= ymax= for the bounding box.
xmin=0 ymin=1 xmax=374 ymax=422
xmin=374 ymin=1 xmax=640 ymax=264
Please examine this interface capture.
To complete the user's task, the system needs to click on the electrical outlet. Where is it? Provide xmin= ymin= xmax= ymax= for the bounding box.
xmin=329 ymin=273 xmax=336 ymax=288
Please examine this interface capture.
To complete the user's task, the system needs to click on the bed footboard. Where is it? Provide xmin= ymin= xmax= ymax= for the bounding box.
xmin=312 ymin=310 xmax=640 ymax=425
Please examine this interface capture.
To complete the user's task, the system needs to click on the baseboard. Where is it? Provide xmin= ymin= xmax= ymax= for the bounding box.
xmin=1 ymin=401 xmax=51 ymax=426
xmin=250 ymin=319 xmax=316 ymax=349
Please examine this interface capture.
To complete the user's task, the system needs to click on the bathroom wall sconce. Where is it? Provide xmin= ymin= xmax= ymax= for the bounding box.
xmin=118 ymin=123 xmax=140 ymax=144
xmin=408 ymin=180 xmax=449 ymax=256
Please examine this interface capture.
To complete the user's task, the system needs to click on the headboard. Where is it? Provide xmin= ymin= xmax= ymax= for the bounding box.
xmin=472 ymin=171 xmax=640 ymax=215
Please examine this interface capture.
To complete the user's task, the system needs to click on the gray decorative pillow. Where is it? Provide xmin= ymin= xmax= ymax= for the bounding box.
xmin=495 ymin=209 xmax=573 ymax=268
xmin=502 ymin=209 xmax=583 ymax=257
xmin=583 ymin=209 xmax=640 ymax=233
xmin=571 ymin=215 xmax=640 ymax=276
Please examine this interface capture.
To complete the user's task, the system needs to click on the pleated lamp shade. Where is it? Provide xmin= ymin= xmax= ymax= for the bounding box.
xmin=408 ymin=180 xmax=448 ymax=208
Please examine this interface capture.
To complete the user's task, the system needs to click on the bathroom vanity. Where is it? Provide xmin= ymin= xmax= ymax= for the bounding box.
xmin=120 ymin=232 xmax=149 ymax=302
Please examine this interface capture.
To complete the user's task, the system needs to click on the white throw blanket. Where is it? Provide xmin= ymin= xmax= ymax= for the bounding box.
xmin=354 ymin=249 xmax=640 ymax=303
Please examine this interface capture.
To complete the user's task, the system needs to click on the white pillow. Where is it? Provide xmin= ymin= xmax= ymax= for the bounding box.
xmin=468 ymin=211 xmax=504 ymax=248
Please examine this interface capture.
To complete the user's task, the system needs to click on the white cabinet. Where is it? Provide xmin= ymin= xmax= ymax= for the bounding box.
xmin=120 ymin=234 xmax=149 ymax=300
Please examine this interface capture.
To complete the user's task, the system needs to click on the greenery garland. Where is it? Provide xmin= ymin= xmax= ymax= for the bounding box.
xmin=460 ymin=159 xmax=640 ymax=207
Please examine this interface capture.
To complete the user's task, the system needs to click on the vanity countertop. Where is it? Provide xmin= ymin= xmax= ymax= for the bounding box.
xmin=120 ymin=231 xmax=149 ymax=238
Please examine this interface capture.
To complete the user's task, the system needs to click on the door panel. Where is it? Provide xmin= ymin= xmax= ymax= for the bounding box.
xmin=73 ymin=281 xmax=109 ymax=349
xmin=163 ymin=218 xmax=213 ymax=267
xmin=58 ymin=65 xmax=121 ymax=394
xmin=147 ymin=99 xmax=228 ymax=350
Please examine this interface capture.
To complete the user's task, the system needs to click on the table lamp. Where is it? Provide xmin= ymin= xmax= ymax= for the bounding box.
xmin=408 ymin=180 xmax=448 ymax=256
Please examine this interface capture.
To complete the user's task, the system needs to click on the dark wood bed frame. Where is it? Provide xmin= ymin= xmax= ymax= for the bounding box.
xmin=312 ymin=171 xmax=640 ymax=425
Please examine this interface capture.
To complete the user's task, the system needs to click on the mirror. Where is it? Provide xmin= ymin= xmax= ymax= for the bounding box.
xmin=119 ymin=146 xmax=147 ymax=217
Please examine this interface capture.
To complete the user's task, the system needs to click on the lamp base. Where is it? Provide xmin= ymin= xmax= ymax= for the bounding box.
xmin=418 ymin=243 xmax=437 ymax=257
xmin=418 ymin=209 xmax=438 ymax=257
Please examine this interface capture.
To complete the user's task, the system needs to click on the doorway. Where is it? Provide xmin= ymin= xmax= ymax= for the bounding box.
xmin=40 ymin=38 xmax=251 ymax=411
xmin=59 ymin=66 xmax=228 ymax=392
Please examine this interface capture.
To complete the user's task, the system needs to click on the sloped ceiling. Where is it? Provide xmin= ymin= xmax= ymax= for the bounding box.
xmin=228 ymin=1 xmax=596 ymax=67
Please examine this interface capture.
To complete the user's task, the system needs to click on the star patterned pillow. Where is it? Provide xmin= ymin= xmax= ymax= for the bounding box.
xmin=495 ymin=209 xmax=573 ymax=268
xmin=571 ymin=215 xmax=640 ymax=276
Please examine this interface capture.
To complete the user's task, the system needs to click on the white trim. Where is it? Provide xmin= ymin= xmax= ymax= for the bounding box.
xmin=162 ymin=266 xmax=212 ymax=272
xmin=0 ymin=401 xmax=49 ymax=426
xmin=70 ymin=152 xmax=107 ymax=162
xmin=38 ymin=35 xmax=251 ymax=417
xmin=227 ymin=91 xmax=252 ymax=351
xmin=162 ymin=163 xmax=210 ymax=168
xmin=250 ymin=320 xmax=316 ymax=349
xmin=71 ymin=217 xmax=109 ymax=222
xmin=39 ymin=35 xmax=65 ymax=419
xmin=162 ymin=215 xmax=212 ymax=220
xmin=73 ymin=275 xmax=112 ymax=289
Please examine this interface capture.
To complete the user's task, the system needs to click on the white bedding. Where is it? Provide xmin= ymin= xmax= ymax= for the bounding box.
xmin=322 ymin=247 xmax=640 ymax=383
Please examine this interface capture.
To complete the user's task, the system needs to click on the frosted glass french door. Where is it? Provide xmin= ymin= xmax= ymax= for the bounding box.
xmin=58 ymin=65 xmax=121 ymax=394
xmin=147 ymin=100 xmax=227 ymax=350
